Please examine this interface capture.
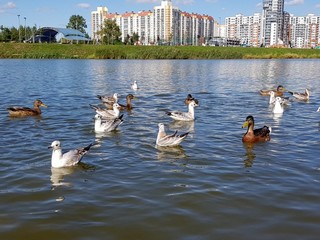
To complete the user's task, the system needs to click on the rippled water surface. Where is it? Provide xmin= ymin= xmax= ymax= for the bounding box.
xmin=0 ymin=59 xmax=320 ymax=240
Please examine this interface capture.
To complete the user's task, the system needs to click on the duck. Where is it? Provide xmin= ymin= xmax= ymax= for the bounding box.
xmin=49 ymin=140 xmax=94 ymax=168
xmin=269 ymin=91 xmax=290 ymax=105
xmin=242 ymin=115 xmax=271 ymax=143
xmin=131 ymin=81 xmax=139 ymax=90
xmin=260 ymin=85 xmax=286 ymax=97
xmin=97 ymin=93 xmax=118 ymax=105
xmin=167 ymin=100 xmax=198 ymax=121
xmin=156 ymin=123 xmax=189 ymax=147
xmin=90 ymin=103 xmax=121 ymax=119
xmin=272 ymin=97 xmax=284 ymax=114
xmin=100 ymin=94 xmax=137 ymax=110
xmin=7 ymin=99 xmax=47 ymax=117
xmin=288 ymin=89 xmax=310 ymax=101
xmin=94 ymin=114 xmax=123 ymax=133
xmin=184 ymin=94 xmax=199 ymax=105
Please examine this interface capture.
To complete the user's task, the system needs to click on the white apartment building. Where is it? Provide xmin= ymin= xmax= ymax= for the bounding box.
xmin=91 ymin=6 xmax=108 ymax=41
xmin=90 ymin=0 xmax=215 ymax=46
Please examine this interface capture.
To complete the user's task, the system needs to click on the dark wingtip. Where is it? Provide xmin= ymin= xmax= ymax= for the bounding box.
xmin=180 ymin=132 xmax=189 ymax=138
xmin=166 ymin=112 xmax=172 ymax=116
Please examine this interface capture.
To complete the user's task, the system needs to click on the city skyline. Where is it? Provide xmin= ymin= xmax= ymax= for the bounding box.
xmin=0 ymin=0 xmax=319 ymax=35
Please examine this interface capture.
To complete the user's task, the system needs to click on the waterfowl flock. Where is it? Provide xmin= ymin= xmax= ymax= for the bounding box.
xmin=6 ymin=82 xmax=316 ymax=168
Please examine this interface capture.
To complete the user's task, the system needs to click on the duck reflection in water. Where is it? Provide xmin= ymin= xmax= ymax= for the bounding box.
xmin=243 ymin=143 xmax=256 ymax=168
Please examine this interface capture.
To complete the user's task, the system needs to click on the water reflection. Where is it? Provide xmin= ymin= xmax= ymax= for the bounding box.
xmin=50 ymin=167 xmax=74 ymax=188
xmin=155 ymin=145 xmax=187 ymax=161
xmin=243 ymin=143 xmax=256 ymax=168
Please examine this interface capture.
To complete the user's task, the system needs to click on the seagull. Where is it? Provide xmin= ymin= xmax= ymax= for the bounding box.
xmin=288 ymin=89 xmax=310 ymax=101
xmin=131 ymin=81 xmax=139 ymax=90
xmin=94 ymin=114 xmax=123 ymax=132
xmin=90 ymin=103 xmax=121 ymax=119
xmin=49 ymin=140 xmax=94 ymax=168
xmin=273 ymin=97 xmax=284 ymax=114
xmin=269 ymin=91 xmax=290 ymax=105
xmin=156 ymin=123 xmax=189 ymax=147
xmin=167 ymin=100 xmax=198 ymax=121
xmin=317 ymin=107 xmax=320 ymax=112
xmin=97 ymin=93 xmax=118 ymax=105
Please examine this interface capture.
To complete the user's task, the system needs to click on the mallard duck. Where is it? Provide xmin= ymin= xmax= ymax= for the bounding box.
xmin=269 ymin=91 xmax=290 ymax=105
xmin=184 ymin=94 xmax=199 ymax=105
xmin=7 ymin=99 xmax=47 ymax=117
xmin=49 ymin=140 xmax=94 ymax=168
xmin=97 ymin=93 xmax=118 ymax=105
xmin=94 ymin=114 xmax=123 ymax=133
xmin=156 ymin=123 xmax=189 ymax=147
xmin=273 ymin=97 xmax=284 ymax=114
xmin=288 ymin=89 xmax=310 ymax=101
xmin=242 ymin=115 xmax=271 ymax=143
xmin=90 ymin=103 xmax=121 ymax=119
xmin=131 ymin=81 xmax=139 ymax=90
xmin=260 ymin=85 xmax=285 ymax=97
xmin=167 ymin=100 xmax=198 ymax=121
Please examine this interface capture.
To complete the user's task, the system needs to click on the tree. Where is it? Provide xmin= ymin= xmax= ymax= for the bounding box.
xmin=98 ymin=19 xmax=121 ymax=45
xmin=66 ymin=15 xmax=87 ymax=34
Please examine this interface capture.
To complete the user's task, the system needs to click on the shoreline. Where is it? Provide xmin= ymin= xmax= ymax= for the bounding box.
xmin=1 ymin=43 xmax=320 ymax=59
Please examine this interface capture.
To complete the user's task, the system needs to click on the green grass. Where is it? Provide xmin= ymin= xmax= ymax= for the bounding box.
xmin=1 ymin=43 xmax=320 ymax=59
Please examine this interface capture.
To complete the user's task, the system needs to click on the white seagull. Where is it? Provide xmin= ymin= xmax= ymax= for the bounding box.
xmin=94 ymin=114 xmax=123 ymax=132
xmin=166 ymin=100 xmax=198 ymax=121
xmin=90 ymin=103 xmax=121 ymax=119
xmin=131 ymin=81 xmax=139 ymax=90
xmin=273 ymin=97 xmax=284 ymax=114
xmin=317 ymin=107 xmax=320 ymax=112
xmin=269 ymin=91 xmax=290 ymax=105
xmin=156 ymin=123 xmax=189 ymax=147
xmin=49 ymin=140 xmax=94 ymax=168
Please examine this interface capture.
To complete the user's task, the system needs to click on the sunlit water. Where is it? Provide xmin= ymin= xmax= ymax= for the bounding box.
xmin=0 ymin=59 xmax=320 ymax=240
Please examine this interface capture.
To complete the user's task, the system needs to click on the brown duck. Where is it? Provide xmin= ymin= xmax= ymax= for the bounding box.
xmin=242 ymin=115 xmax=271 ymax=143
xmin=184 ymin=94 xmax=199 ymax=105
xmin=259 ymin=85 xmax=286 ymax=97
xmin=118 ymin=94 xmax=137 ymax=110
xmin=7 ymin=99 xmax=47 ymax=117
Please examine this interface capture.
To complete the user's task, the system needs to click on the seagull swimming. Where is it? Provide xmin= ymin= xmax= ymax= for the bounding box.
xmin=167 ymin=100 xmax=198 ymax=121
xmin=90 ymin=103 xmax=121 ymax=119
xmin=156 ymin=123 xmax=189 ymax=147
xmin=94 ymin=114 xmax=123 ymax=132
xmin=131 ymin=81 xmax=139 ymax=90
xmin=49 ymin=140 xmax=94 ymax=168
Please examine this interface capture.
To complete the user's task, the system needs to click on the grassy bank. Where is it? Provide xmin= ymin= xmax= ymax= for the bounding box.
xmin=1 ymin=43 xmax=320 ymax=59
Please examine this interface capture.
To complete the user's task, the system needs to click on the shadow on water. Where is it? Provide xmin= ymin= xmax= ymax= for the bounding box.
xmin=155 ymin=145 xmax=187 ymax=161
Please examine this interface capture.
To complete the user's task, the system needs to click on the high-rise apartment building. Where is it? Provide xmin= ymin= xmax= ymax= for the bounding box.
xmin=90 ymin=0 xmax=215 ymax=46
xmin=261 ymin=0 xmax=285 ymax=46
xmin=91 ymin=6 xmax=108 ymax=41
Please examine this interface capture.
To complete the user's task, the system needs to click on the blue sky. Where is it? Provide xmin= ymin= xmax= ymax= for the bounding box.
xmin=1 ymin=0 xmax=319 ymax=35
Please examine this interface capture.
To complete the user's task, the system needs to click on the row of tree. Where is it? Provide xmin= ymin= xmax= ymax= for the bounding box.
xmin=0 ymin=15 xmax=139 ymax=45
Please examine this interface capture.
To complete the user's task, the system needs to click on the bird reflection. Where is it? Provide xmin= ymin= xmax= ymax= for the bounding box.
xmin=50 ymin=163 xmax=95 ymax=189
xmin=243 ymin=143 xmax=256 ymax=168
xmin=50 ymin=167 xmax=74 ymax=188
xmin=155 ymin=145 xmax=187 ymax=161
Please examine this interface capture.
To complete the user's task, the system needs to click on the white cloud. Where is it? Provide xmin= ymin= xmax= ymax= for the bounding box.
xmin=0 ymin=1 xmax=16 ymax=13
xmin=77 ymin=3 xmax=91 ymax=9
xmin=284 ymin=0 xmax=304 ymax=6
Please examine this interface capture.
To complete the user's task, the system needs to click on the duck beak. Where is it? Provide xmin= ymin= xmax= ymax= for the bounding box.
xmin=242 ymin=121 xmax=249 ymax=128
xmin=41 ymin=103 xmax=47 ymax=108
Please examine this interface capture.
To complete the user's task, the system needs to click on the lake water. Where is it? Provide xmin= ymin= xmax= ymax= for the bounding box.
xmin=0 ymin=59 xmax=319 ymax=240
